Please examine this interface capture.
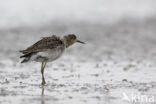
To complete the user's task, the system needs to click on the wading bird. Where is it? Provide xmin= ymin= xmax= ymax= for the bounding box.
xmin=20 ymin=34 xmax=85 ymax=85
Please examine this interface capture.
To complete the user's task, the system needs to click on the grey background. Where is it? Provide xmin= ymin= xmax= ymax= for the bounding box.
xmin=0 ymin=0 xmax=156 ymax=61
xmin=0 ymin=0 xmax=156 ymax=104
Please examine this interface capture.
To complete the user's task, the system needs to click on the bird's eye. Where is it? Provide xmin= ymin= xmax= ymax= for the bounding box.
xmin=72 ymin=35 xmax=76 ymax=39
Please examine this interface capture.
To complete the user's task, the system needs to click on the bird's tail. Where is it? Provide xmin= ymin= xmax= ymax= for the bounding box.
xmin=20 ymin=53 xmax=32 ymax=63
xmin=21 ymin=58 xmax=30 ymax=63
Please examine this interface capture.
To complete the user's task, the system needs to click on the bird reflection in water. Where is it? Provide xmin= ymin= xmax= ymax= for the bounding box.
xmin=41 ymin=85 xmax=45 ymax=104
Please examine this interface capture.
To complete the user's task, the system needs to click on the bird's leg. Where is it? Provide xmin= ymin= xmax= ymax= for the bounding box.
xmin=41 ymin=62 xmax=44 ymax=85
xmin=41 ymin=62 xmax=47 ymax=85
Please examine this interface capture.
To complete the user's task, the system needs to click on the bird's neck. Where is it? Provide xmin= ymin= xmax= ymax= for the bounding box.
xmin=61 ymin=38 xmax=70 ymax=48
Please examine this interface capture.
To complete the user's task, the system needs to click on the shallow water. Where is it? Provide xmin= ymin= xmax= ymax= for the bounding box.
xmin=0 ymin=58 xmax=156 ymax=104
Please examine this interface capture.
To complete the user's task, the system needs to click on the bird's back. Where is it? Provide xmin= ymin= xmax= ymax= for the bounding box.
xmin=20 ymin=35 xmax=64 ymax=54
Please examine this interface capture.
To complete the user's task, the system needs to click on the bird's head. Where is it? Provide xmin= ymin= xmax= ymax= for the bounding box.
xmin=63 ymin=34 xmax=85 ymax=47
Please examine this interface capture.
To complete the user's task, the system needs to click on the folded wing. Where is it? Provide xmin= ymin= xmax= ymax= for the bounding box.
xmin=20 ymin=35 xmax=64 ymax=54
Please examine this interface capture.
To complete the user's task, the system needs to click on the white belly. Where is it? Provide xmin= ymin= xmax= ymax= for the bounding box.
xmin=31 ymin=48 xmax=64 ymax=62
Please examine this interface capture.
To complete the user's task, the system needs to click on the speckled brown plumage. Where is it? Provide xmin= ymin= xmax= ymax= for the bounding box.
xmin=20 ymin=35 xmax=64 ymax=55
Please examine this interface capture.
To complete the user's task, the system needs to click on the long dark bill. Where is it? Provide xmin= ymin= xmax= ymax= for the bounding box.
xmin=77 ymin=40 xmax=85 ymax=44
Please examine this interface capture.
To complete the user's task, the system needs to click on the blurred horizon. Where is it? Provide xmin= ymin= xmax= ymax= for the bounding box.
xmin=0 ymin=0 xmax=155 ymax=29
xmin=0 ymin=0 xmax=156 ymax=62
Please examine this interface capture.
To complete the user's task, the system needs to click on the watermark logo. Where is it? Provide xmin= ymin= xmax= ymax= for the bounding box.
xmin=122 ymin=92 xmax=155 ymax=103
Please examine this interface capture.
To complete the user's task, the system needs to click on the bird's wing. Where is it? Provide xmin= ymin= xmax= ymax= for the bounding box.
xmin=20 ymin=35 xmax=64 ymax=54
